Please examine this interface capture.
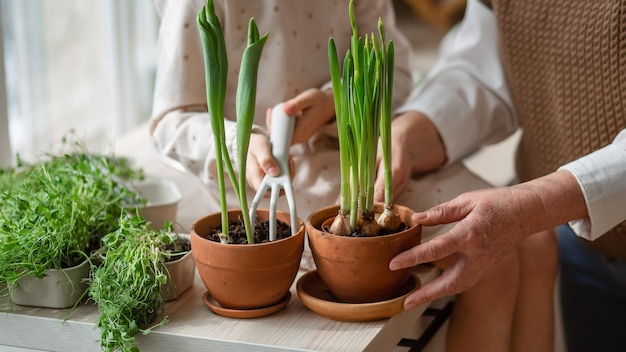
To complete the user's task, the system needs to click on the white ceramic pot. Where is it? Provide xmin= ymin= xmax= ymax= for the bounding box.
xmin=162 ymin=234 xmax=195 ymax=301
xmin=132 ymin=178 xmax=182 ymax=230
xmin=10 ymin=259 xmax=90 ymax=309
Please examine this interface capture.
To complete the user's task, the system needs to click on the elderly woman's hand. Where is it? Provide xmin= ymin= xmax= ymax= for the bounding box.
xmin=391 ymin=170 xmax=587 ymax=310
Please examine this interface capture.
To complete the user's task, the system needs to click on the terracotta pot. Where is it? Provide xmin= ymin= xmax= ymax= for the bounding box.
xmin=10 ymin=259 xmax=90 ymax=308
xmin=190 ymin=209 xmax=304 ymax=310
xmin=306 ymin=203 xmax=421 ymax=303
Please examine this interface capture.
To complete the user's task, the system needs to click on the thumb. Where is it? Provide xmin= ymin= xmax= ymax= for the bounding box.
xmin=250 ymin=134 xmax=280 ymax=177
xmin=262 ymin=158 xmax=280 ymax=177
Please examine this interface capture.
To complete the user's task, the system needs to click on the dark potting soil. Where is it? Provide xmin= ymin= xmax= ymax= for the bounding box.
xmin=205 ymin=218 xmax=292 ymax=244
xmin=322 ymin=222 xmax=407 ymax=237
xmin=62 ymin=233 xmax=103 ymax=268
xmin=163 ymin=237 xmax=191 ymax=262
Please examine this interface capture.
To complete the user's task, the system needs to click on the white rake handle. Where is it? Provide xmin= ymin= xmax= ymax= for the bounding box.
xmin=249 ymin=103 xmax=297 ymax=241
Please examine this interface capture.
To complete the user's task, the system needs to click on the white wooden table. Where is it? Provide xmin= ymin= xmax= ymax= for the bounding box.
xmin=0 ymin=124 xmax=491 ymax=352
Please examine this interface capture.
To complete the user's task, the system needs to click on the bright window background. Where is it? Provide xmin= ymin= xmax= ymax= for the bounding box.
xmin=0 ymin=0 xmax=159 ymax=165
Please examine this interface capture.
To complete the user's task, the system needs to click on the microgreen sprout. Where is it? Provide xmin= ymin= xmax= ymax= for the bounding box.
xmin=89 ymin=215 xmax=185 ymax=352
xmin=0 ymin=151 xmax=144 ymax=299
xmin=197 ymin=0 xmax=268 ymax=243
xmin=328 ymin=0 xmax=399 ymax=236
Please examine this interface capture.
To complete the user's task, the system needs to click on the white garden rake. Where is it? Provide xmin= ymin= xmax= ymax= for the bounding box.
xmin=249 ymin=103 xmax=297 ymax=241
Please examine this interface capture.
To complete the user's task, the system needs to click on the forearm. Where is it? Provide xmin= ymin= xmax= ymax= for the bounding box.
xmin=512 ymin=170 xmax=587 ymax=236
xmin=392 ymin=111 xmax=447 ymax=174
xmin=396 ymin=0 xmax=517 ymax=165
xmin=151 ymin=110 xmax=242 ymax=183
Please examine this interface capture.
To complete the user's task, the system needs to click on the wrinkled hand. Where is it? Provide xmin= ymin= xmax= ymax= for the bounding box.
xmin=278 ymin=88 xmax=335 ymax=145
xmin=390 ymin=186 xmax=544 ymax=310
xmin=374 ymin=111 xmax=447 ymax=203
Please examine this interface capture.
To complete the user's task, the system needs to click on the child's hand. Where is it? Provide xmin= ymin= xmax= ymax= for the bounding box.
xmin=246 ymin=132 xmax=279 ymax=192
xmin=276 ymin=88 xmax=335 ymax=145
xmin=245 ymin=129 xmax=295 ymax=196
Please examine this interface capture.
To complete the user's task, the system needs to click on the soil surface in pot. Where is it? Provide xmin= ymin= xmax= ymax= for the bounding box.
xmin=164 ymin=238 xmax=191 ymax=263
xmin=204 ymin=218 xmax=291 ymax=244
xmin=61 ymin=233 xmax=102 ymax=269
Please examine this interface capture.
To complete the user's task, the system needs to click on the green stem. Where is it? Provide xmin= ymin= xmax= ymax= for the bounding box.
xmin=235 ymin=19 xmax=268 ymax=243
xmin=329 ymin=39 xmax=351 ymax=215
xmin=380 ymin=22 xmax=395 ymax=208
xmin=197 ymin=1 xmax=230 ymax=240
xmin=328 ymin=0 xmax=395 ymax=235
xmin=198 ymin=1 xmax=268 ymax=243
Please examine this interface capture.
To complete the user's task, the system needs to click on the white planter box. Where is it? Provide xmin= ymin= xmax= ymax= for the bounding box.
xmin=162 ymin=234 xmax=195 ymax=301
xmin=132 ymin=178 xmax=182 ymax=230
xmin=10 ymin=259 xmax=90 ymax=309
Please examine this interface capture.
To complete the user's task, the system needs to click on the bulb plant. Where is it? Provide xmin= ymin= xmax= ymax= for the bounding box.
xmin=197 ymin=0 xmax=268 ymax=244
xmin=88 ymin=215 xmax=188 ymax=352
xmin=328 ymin=0 xmax=400 ymax=237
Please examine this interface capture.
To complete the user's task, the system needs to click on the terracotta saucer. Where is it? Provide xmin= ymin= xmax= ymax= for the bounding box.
xmin=296 ymin=270 xmax=420 ymax=322
xmin=202 ymin=291 xmax=291 ymax=319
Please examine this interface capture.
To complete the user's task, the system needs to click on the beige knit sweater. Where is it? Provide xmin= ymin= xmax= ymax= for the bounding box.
xmin=486 ymin=0 xmax=626 ymax=258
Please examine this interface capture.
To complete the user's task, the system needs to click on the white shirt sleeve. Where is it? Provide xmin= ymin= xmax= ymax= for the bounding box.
xmin=397 ymin=0 xmax=518 ymax=165
xmin=560 ymin=130 xmax=626 ymax=240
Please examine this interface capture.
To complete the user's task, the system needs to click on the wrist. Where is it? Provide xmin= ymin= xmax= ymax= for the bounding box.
xmin=515 ymin=170 xmax=588 ymax=232
xmin=395 ymin=111 xmax=447 ymax=173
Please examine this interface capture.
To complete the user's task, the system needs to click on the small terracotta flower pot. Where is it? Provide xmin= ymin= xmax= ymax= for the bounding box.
xmin=190 ymin=209 xmax=304 ymax=310
xmin=306 ymin=203 xmax=421 ymax=303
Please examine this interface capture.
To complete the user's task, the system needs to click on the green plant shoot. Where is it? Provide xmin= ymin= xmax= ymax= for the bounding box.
xmin=376 ymin=18 xmax=401 ymax=232
xmin=327 ymin=0 xmax=397 ymax=236
xmin=0 ymin=150 xmax=143 ymax=299
xmin=197 ymin=0 xmax=268 ymax=244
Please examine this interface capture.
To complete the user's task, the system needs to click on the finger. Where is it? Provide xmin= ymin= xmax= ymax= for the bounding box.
xmin=288 ymin=157 xmax=296 ymax=180
xmin=403 ymin=279 xmax=453 ymax=310
xmin=265 ymin=107 xmax=272 ymax=130
xmin=249 ymin=135 xmax=280 ymax=177
xmin=291 ymin=120 xmax=314 ymax=145
xmin=411 ymin=197 xmax=473 ymax=226
xmin=283 ymin=90 xmax=315 ymax=115
xmin=258 ymin=154 xmax=280 ymax=177
xmin=403 ymin=265 xmax=471 ymax=310
xmin=389 ymin=232 xmax=461 ymax=270
xmin=246 ymin=158 xmax=265 ymax=191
